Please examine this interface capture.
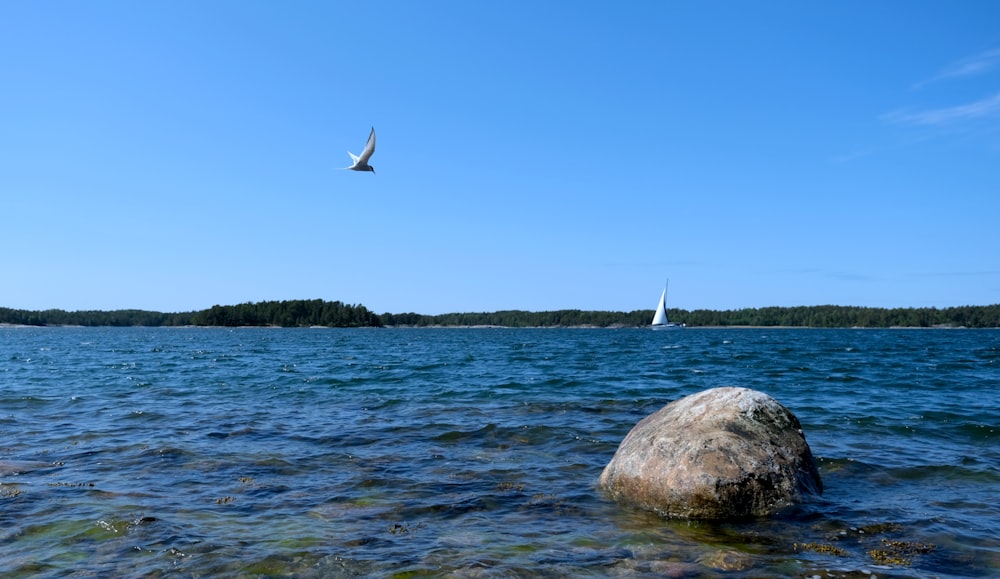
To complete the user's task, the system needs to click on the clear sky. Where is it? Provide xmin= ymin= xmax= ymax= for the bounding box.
xmin=3 ymin=1 xmax=999 ymax=315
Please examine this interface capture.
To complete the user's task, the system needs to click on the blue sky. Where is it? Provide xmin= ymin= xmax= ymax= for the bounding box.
xmin=3 ymin=1 xmax=999 ymax=315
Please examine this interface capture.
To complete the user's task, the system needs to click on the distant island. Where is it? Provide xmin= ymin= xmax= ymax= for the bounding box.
xmin=2 ymin=300 xmax=998 ymax=328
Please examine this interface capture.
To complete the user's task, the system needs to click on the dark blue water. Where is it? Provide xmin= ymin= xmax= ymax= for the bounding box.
xmin=1 ymin=327 xmax=997 ymax=577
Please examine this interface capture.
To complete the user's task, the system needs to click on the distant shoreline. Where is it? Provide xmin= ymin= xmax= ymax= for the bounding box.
xmin=2 ymin=322 xmax=980 ymax=330
xmin=4 ymin=300 xmax=998 ymax=328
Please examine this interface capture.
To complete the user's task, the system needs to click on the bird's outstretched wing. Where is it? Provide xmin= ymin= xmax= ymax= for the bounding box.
xmin=343 ymin=127 xmax=376 ymax=170
xmin=357 ymin=127 xmax=376 ymax=164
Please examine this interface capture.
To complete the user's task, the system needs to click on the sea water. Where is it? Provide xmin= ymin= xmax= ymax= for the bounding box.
xmin=1 ymin=327 xmax=997 ymax=578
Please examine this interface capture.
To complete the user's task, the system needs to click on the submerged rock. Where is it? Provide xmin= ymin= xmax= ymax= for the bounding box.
xmin=599 ymin=387 xmax=822 ymax=519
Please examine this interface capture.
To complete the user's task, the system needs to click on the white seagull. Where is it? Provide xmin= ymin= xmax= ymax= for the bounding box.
xmin=346 ymin=127 xmax=376 ymax=173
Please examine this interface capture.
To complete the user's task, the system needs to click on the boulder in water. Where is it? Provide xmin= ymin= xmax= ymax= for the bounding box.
xmin=599 ymin=387 xmax=822 ymax=519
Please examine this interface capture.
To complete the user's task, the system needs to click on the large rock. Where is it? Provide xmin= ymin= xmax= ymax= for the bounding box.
xmin=599 ymin=387 xmax=822 ymax=519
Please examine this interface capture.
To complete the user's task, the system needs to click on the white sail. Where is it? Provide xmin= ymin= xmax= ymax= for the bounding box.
xmin=651 ymin=280 xmax=684 ymax=329
xmin=651 ymin=288 xmax=669 ymax=326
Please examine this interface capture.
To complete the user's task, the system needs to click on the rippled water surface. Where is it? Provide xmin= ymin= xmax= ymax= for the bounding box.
xmin=1 ymin=327 xmax=998 ymax=577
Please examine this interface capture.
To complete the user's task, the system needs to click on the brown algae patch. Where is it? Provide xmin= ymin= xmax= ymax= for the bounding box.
xmin=857 ymin=522 xmax=903 ymax=535
xmin=852 ymin=522 xmax=935 ymax=566
xmin=794 ymin=542 xmax=848 ymax=557
xmin=868 ymin=539 xmax=935 ymax=566
xmin=496 ymin=481 xmax=525 ymax=492
xmin=388 ymin=521 xmax=424 ymax=536
xmin=47 ymin=482 xmax=96 ymax=488
xmin=793 ymin=522 xmax=936 ymax=568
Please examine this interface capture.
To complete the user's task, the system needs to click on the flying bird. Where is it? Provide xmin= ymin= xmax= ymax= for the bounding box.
xmin=346 ymin=127 xmax=376 ymax=173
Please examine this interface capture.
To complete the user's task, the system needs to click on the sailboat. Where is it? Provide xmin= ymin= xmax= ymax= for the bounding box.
xmin=651 ymin=281 xmax=684 ymax=330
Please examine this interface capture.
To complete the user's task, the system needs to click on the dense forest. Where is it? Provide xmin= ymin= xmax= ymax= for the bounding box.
xmin=192 ymin=300 xmax=382 ymax=327
xmin=2 ymin=301 xmax=999 ymax=328
xmin=384 ymin=304 xmax=1000 ymax=328
xmin=0 ymin=300 xmax=380 ymax=328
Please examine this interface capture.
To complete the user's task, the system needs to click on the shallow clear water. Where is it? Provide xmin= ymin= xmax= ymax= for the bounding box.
xmin=1 ymin=327 xmax=997 ymax=577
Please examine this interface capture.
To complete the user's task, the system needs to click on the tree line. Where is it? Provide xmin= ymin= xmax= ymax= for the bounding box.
xmin=657 ymin=304 xmax=999 ymax=328
xmin=380 ymin=309 xmax=652 ymax=327
xmin=0 ymin=300 xmax=380 ymax=328
xmin=3 ymin=301 xmax=999 ymax=328
xmin=383 ymin=304 xmax=1000 ymax=328
xmin=191 ymin=300 xmax=381 ymax=327
xmin=0 ymin=308 xmax=195 ymax=327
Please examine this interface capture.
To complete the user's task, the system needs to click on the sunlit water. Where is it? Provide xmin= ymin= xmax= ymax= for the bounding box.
xmin=1 ymin=327 xmax=997 ymax=578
